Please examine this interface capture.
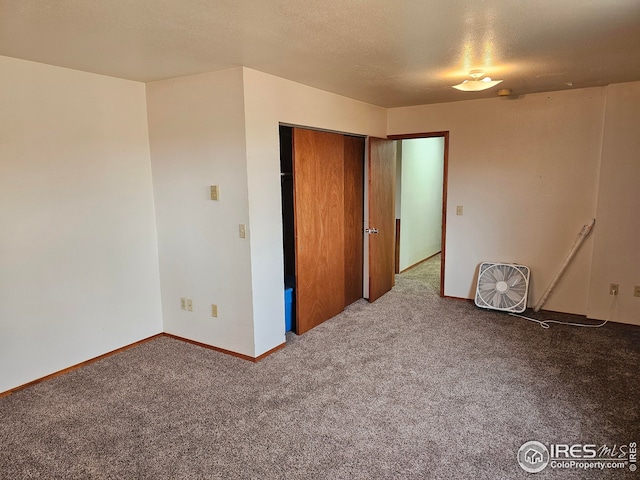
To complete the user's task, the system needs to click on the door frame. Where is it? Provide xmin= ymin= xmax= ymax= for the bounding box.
xmin=280 ymin=124 xmax=368 ymax=334
xmin=388 ymin=131 xmax=449 ymax=298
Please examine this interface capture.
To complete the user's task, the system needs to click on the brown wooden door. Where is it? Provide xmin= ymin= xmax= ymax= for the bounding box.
xmin=293 ymin=128 xmax=345 ymax=334
xmin=368 ymin=137 xmax=397 ymax=302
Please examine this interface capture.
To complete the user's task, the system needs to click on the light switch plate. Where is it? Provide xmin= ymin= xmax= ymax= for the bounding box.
xmin=239 ymin=224 xmax=246 ymax=239
xmin=456 ymin=205 xmax=463 ymax=216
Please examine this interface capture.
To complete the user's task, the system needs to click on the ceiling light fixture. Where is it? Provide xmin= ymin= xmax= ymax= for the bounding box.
xmin=452 ymin=69 xmax=503 ymax=92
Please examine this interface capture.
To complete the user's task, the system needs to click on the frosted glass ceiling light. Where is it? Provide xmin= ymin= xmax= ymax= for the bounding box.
xmin=452 ymin=70 xmax=503 ymax=92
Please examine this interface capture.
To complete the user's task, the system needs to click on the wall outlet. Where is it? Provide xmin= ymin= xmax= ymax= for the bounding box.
xmin=211 ymin=304 xmax=218 ymax=317
xmin=180 ymin=297 xmax=186 ymax=310
xmin=609 ymin=284 xmax=619 ymax=296
xmin=634 ymin=286 xmax=640 ymax=298
xmin=210 ymin=185 xmax=219 ymax=201
xmin=186 ymin=299 xmax=193 ymax=311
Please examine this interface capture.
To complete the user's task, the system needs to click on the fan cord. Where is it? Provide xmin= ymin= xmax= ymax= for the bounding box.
xmin=508 ymin=295 xmax=617 ymax=329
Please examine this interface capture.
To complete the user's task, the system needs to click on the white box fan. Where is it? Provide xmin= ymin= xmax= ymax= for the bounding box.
xmin=475 ymin=262 xmax=530 ymax=313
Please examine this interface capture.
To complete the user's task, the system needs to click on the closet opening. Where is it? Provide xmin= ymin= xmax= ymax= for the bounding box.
xmin=279 ymin=125 xmax=296 ymax=332
xmin=279 ymin=125 xmax=365 ymax=335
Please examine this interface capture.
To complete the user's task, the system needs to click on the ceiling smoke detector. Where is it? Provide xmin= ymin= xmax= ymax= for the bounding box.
xmin=453 ymin=70 xmax=503 ymax=92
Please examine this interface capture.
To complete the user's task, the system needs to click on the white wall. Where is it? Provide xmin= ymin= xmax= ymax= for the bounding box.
xmin=242 ymin=68 xmax=388 ymax=355
xmin=0 ymin=56 xmax=162 ymax=392
xmin=587 ymin=82 xmax=640 ymax=326
xmin=146 ymin=69 xmax=256 ymax=356
xmin=388 ymin=88 xmax=606 ymax=315
xmin=399 ymin=138 xmax=444 ymax=271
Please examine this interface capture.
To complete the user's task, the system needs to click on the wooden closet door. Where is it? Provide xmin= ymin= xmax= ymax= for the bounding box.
xmin=293 ymin=128 xmax=345 ymax=334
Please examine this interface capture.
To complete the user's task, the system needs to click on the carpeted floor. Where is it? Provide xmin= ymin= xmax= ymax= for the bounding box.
xmin=1 ymin=255 xmax=639 ymax=479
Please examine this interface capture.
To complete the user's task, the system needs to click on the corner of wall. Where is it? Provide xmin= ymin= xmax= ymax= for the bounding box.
xmin=146 ymin=68 xmax=256 ymax=356
xmin=585 ymin=81 xmax=640 ymax=326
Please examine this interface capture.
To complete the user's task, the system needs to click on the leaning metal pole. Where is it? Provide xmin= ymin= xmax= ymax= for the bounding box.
xmin=533 ymin=218 xmax=596 ymax=313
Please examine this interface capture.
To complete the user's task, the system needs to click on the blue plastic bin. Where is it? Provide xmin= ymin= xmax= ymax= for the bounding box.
xmin=284 ymin=287 xmax=293 ymax=332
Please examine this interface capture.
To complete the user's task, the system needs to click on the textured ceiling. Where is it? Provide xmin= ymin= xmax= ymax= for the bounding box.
xmin=1 ymin=0 xmax=640 ymax=107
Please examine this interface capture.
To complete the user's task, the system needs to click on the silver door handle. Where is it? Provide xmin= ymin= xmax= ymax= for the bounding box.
xmin=365 ymin=228 xmax=379 ymax=234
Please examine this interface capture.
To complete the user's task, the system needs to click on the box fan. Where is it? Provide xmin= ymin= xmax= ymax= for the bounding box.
xmin=475 ymin=262 xmax=530 ymax=313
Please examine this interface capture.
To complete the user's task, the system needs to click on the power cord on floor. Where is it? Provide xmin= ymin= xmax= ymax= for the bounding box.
xmin=508 ymin=295 xmax=617 ymax=329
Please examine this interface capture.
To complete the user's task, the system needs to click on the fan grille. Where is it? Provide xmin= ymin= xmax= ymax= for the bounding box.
xmin=475 ymin=262 xmax=530 ymax=313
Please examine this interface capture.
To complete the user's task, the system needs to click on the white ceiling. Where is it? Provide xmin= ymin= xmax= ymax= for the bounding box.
xmin=1 ymin=0 xmax=640 ymax=107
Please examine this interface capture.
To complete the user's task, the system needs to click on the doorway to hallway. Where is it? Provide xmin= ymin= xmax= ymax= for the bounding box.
xmin=390 ymin=132 xmax=449 ymax=297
